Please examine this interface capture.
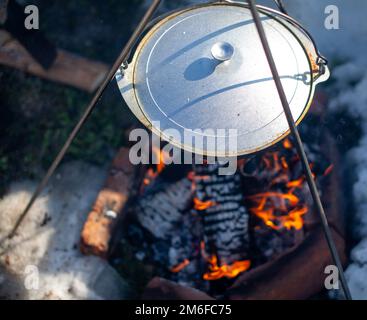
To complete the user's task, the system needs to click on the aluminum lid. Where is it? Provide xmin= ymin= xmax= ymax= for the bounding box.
xmin=120 ymin=3 xmax=320 ymax=157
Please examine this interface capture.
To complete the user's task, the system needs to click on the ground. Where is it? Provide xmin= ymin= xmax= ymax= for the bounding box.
xmin=0 ymin=161 xmax=132 ymax=299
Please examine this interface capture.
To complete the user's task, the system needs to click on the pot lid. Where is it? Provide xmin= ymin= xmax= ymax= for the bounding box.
xmin=119 ymin=3 xmax=327 ymax=157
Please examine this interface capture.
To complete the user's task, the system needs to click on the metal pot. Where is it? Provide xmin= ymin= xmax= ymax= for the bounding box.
xmin=116 ymin=1 xmax=329 ymax=157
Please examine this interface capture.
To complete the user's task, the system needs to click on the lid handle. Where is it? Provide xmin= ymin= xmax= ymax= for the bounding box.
xmin=211 ymin=42 xmax=234 ymax=62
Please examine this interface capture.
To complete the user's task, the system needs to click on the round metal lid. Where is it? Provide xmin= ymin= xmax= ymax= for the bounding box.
xmin=129 ymin=3 xmax=315 ymax=156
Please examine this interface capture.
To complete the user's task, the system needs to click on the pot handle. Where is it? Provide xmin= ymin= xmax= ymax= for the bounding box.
xmin=313 ymin=56 xmax=330 ymax=84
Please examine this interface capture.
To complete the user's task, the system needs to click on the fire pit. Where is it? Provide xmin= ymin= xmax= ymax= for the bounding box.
xmin=81 ymin=105 xmax=347 ymax=300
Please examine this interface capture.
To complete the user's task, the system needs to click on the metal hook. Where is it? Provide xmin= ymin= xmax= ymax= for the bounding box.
xmin=273 ymin=0 xmax=288 ymax=14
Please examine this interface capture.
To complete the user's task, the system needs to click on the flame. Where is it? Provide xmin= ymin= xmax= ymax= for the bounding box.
xmin=143 ymin=147 xmax=168 ymax=186
xmin=248 ymin=192 xmax=308 ymax=231
xmin=193 ymin=198 xmax=216 ymax=211
xmin=246 ymin=139 xmax=315 ymax=231
xmin=283 ymin=138 xmax=292 ymax=149
xmin=153 ymin=146 xmax=166 ymax=174
xmin=203 ymin=255 xmax=251 ymax=280
xmin=171 ymin=259 xmax=190 ymax=273
xmin=282 ymin=206 xmax=308 ymax=230
xmin=169 ymin=139 xmax=332 ymax=281
xmin=248 ymin=192 xmax=299 ymax=207
xmin=280 ymin=156 xmax=288 ymax=169
xmin=286 ymin=177 xmax=305 ymax=188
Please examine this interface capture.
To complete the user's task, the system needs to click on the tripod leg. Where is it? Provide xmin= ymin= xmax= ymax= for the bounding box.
xmin=247 ymin=0 xmax=352 ymax=300
xmin=8 ymin=0 xmax=162 ymax=239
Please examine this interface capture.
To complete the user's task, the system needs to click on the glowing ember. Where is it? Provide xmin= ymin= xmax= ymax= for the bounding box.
xmin=193 ymin=198 xmax=216 ymax=211
xmin=283 ymin=138 xmax=292 ymax=149
xmin=286 ymin=177 xmax=305 ymax=188
xmin=323 ymin=164 xmax=334 ymax=176
xmin=171 ymin=259 xmax=190 ymax=273
xmin=203 ymin=254 xmax=251 ymax=280
xmin=143 ymin=168 xmax=156 ymax=186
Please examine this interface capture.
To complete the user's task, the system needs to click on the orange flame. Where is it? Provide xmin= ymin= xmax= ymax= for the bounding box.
xmin=246 ymin=139 xmax=315 ymax=231
xmin=283 ymin=138 xmax=292 ymax=149
xmin=248 ymin=193 xmax=308 ymax=231
xmin=203 ymin=255 xmax=251 ymax=280
xmin=143 ymin=147 xmax=168 ymax=186
xmin=281 ymin=156 xmax=289 ymax=169
xmin=286 ymin=177 xmax=305 ymax=188
xmin=193 ymin=198 xmax=216 ymax=211
xmin=171 ymin=259 xmax=190 ymax=273
xmin=153 ymin=146 xmax=166 ymax=174
xmin=248 ymin=192 xmax=300 ymax=207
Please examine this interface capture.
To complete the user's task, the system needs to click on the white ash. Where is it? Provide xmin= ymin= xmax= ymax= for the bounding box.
xmin=0 ymin=162 xmax=131 ymax=300
xmin=135 ymin=176 xmax=193 ymax=240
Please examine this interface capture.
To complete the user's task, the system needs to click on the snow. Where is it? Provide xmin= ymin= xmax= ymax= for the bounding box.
xmin=0 ymin=162 xmax=131 ymax=299
xmin=323 ymin=52 xmax=367 ymax=299
xmin=283 ymin=0 xmax=367 ymax=300
xmin=285 ymin=0 xmax=367 ymax=64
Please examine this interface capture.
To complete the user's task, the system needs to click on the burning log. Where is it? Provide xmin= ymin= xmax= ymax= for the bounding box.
xmin=143 ymin=226 xmax=346 ymax=300
xmin=192 ymin=163 xmax=250 ymax=271
xmin=124 ymin=161 xmax=207 ymax=289
xmin=239 ymin=138 xmax=322 ymax=263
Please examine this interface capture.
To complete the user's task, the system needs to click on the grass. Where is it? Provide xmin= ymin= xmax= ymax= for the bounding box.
xmin=0 ymin=0 xmax=146 ymax=195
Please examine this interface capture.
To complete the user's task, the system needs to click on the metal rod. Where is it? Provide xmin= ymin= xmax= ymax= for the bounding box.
xmin=247 ymin=0 xmax=352 ymax=300
xmin=273 ymin=0 xmax=288 ymax=14
xmin=7 ymin=0 xmax=162 ymax=239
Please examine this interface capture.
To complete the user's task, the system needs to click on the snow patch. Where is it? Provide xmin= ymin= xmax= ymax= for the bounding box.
xmin=0 ymin=162 xmax=131 ymax=300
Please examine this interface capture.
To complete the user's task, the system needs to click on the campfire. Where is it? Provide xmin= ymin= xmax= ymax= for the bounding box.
xmin=85 ymin=114 xmax=332 ymax=297
xmin=80 ymin=111 xmax=347 ymax=299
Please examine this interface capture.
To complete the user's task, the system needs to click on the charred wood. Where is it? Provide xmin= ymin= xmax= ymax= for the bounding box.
xmin=193 ymin=163 xmax=250 ymax=265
